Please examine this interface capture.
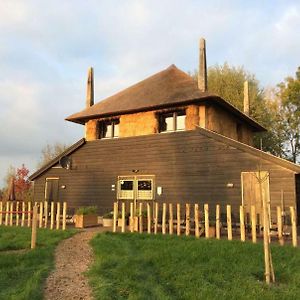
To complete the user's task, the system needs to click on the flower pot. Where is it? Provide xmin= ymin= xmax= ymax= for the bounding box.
xmin=75 ymin=214 xmax=98 ymax=228
xmin=103 ymin=218 xmax=113 ymax=227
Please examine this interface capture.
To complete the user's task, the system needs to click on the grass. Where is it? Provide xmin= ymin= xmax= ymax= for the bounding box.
xmin=0 ymin=226 xmax=75 ymax=300
xmin=88 ymin=233 xmax=300 ymax=300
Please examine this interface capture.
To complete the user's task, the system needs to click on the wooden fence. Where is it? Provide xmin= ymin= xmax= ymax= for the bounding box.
xmin=112 ymin=202 xmax=298 ymax=247
xmin=0 ymin=201 xmax=67 ymax=230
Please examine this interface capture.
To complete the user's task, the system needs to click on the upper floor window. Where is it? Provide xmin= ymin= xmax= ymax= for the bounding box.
xmin=99 ymin=119 xmax=119 ymax=139
xmin=159 ymin=110 xmax=186 ymax=133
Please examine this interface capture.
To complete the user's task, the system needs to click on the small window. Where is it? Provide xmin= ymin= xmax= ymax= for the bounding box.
xmin=99 ymin=119 xmax=119 ymax=139
xmin=159 ymin=110 xmax=186 ymax=133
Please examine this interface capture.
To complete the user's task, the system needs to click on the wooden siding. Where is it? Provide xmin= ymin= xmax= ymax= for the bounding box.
xmin=33 ymin=130 xmax=297 ymax=217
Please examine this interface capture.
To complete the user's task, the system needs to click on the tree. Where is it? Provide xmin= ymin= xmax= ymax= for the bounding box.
xmin=38 ymin=142 xmax=69 ymax=168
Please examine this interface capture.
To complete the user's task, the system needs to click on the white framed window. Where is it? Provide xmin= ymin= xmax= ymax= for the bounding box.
xmin=159 ymin=110 xmax=186 ymax=133
xmin=99 ymin=119 xmax=119 ymax=139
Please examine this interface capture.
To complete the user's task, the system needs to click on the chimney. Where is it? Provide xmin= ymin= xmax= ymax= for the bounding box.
xmin=86 ymin=67 xmax=94 ymax=108
xmin=198 ymin=38 xmax=207 ymax=92
xmin=243 ymin=81 xmax=250 ymax=115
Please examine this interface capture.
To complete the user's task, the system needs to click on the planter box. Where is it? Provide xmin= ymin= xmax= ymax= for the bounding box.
xmin=75 ymin=214 xmax=98 ymax=228
xmin=103 ymin=218 xmax=113 ymax=227
xmin=209 ymin=226 xmax=216 ymax=237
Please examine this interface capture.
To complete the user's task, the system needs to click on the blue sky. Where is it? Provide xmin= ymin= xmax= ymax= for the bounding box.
xmin=0 ymin=0 xmax=300 ymax=187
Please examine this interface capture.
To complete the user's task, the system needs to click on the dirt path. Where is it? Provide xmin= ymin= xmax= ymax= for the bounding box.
xmin=44 ymin=227 xmax=107 ymax=300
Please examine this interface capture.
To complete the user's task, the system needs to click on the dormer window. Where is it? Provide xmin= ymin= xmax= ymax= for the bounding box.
xmin=159 ymin=110 xmax=186 ymax=133
xmin=99 ymin=119 xmax=119 ymax=139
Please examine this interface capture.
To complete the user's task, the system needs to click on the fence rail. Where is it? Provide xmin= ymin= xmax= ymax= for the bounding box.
xmin=0 ymin=201 xmax=67 ymax=230
xmin=112 ymin=202 xmax=298 ymax=247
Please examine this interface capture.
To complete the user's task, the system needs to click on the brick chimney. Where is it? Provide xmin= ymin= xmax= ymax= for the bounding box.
xmin=198 ymin=38 xmax=207 ymax=92
xmin=85 ymin=67 xmax=98 ymax=141
xmin=243 ymin=81 xmax=250 ymax=115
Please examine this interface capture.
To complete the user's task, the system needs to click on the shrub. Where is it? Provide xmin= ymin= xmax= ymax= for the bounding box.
xmin=75 ymin=206 xmax=97 ymax=215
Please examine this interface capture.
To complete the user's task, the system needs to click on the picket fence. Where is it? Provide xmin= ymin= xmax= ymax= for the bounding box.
xmin=112 ymin=202 xmax=298 ymax=247
xmin=0 ymin=201 xmax=67 ymax=230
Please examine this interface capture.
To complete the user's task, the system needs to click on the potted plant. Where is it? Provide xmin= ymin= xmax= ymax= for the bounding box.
xmin=74 ymin=206 xmax=98 ymax=228
xmin=103 ymin=211 xmax=114 ymax=227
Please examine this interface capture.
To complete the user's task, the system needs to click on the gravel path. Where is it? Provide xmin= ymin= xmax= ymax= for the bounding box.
xmin=44 ymin=227 xmax=107 ymax=300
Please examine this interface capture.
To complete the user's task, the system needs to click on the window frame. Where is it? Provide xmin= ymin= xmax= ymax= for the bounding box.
xmin=99 ymin=119 xmax=120 ymax=139
xmin=159 ymin=110 xmax=186 ymax=133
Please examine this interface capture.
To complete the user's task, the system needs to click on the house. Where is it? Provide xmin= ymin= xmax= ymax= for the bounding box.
xmin=29 ymin=39 xmax=300 ymax=222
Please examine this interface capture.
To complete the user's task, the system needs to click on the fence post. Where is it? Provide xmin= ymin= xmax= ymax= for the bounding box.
xmin=39 ymin=202 xmax=43 ymax=228
xmin=129 ymin=202 xmax=134 ymax=233
xmin=50 ymin=202 xmax=54 ymax=230
xmin=9 ymin=202 xmax=13 ymax=226
xmin=139 ymin=202 xmax=143 ymax=233
xmin=177 ymin=203 xmax=181 ymax=236
xmin=186 ymin=203 xmax=190 ymax=236
xmin=44 ymin=201 xmax=48 ymax=228
xmin=5 ymin=202 xmax=9 ymax=226
xmin=277 ymin=206 xmax=284 ymax=246
xmin=162 ymin=203 xmax=166 ymax=234
xmin=216 ymin=204 xmax=220 ymax=239
xmin=62 ymin=202 xmax=67 ymax=230
xmin=154 ymin=202 xmax=158 ymax=234
xmin=0 ymin=201 xmax=2 ymax=226
xmin=227 ymin=205 xmax=232 ymax=241
xmin=251 ymin=205 xmax=257 ymax=243
xmin=56 ymin=202 xmax=60 ymax=230
xmin=113 ymin=202 xmax=118 ymax=233
xmin=21 ymin=202 xmax=25 ymax=227
xmin=169 ymin=203 xmax=173 ymax=235
xmin=16 ymin=201 xmax=19 ymax=226
xmin=240 ymin=206 xmax=245 ymax=242
xmin=31 ymin=205 xmax=38 ymax=249
xmin=195 ymin=204 xmax=199 ymax=238
xmin=147 ymin=203 xmax=151 ymax=234
xmin=290 ymin=206 xmax=297 ymax=247
xmin=204 ymin=204 xmax=209 ymax=238
xmin=27 ymin=202 xmax=31 ymax=227
xmin=121 ymin=202 xmax=126 ymax=233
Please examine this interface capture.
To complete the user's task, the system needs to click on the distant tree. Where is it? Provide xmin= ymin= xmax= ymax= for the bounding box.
xmin=38 ymin=142 xmax=69 ymax=168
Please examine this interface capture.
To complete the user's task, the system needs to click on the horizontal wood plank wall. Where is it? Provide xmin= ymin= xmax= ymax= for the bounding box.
xmin=33 ymin=130 xmax=297 ymax=216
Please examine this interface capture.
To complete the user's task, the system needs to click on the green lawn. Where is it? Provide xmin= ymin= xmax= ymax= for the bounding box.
xmin=0 ymin=226 xmax=75 ymax=300
xmin=88 ymin=233 xmax=300 ymax=300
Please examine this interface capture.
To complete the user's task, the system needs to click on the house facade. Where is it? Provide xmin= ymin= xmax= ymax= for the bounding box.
xmin=29 ymin=39 xmax=300 ymax=222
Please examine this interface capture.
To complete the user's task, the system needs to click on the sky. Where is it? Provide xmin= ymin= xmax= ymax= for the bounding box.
xmin=0 ymin=0 xmax=300 ymax=187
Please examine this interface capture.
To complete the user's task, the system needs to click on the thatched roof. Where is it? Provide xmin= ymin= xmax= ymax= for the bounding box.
xmin=66 ymin=65 xmax=265 ymax=131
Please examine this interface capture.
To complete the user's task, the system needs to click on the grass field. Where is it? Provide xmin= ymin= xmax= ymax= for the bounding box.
xmin=88 ymin=233 xmax=300 ymax=300
xmin=0 ymin=226 xmax=75 ymax=300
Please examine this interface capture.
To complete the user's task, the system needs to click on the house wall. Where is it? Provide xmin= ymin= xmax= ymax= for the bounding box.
xmin=33 ymin=130 xmax=296 ymax=220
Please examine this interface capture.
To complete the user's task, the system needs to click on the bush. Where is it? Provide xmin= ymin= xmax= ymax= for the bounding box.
xmin=75 ymin=206 xmax=97 ymax=215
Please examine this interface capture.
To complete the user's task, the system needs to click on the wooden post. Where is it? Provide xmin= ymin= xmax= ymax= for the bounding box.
xmin=113 ymin=202 xmax=118 ymax=233
xmin=16 ymin=201 xmax=19 ymax=226
xmin=62 ymin=202 xmax=67 ymax=230
xmin=21 ymin=202 xmax=25 ymax=227
xmin=216 ymin=204 xmax=220 ymax=240
xmin=31 ymin=205 xmax=38 ymax=249
xmin=5 ymin=202 xmax=9 ymax=226
xmin=277 ymin=206 xmax=284 ymax=246
xmin=154 ymin=202 xmax=158 ymax=234
xmin=56 ymin=202 xmax=60 ymax=230
xmin=290 ymin=206 xmax=297 ymax=247
xmin=227 ymin=205 xmax=232 ymax=241
xmin=169 ymin=203 xmax=173 ymax=235
xmin=162 ymin=203 xmax=166 ymax=235
xmin=177 ymin=203 xmax=181 ymax=236
xmin=195 ymin=204 xmax=199 ymax=238
xmin=139 ymin=202 xmax=143 ymax=233
xmin=27 ymin=202 xmax=31 ymax=227
xmin=0 ymin=201 xmax=2 ymax=226
xmin=147 ymin=203 xmax=151 ymax=234
xmin=251 ymin=205 xmax=257 ymax=243
xmin=130 ymin=202 xmax=134 ymax=233
xmin=44 ymin=201 xmax=48 ymax=228
xmin=240 ymin=206 xmax=245 ymax=242
xmin=204 ymin=204 xmax=209 ymax=238
xmin=121 ymin=202 xmax=126 ymax=233
xmin=39 ymin=202 xmax=43 ymax=228
xmin=50 ymin=202 xmax=54 ymax=230
xmin=186 ymin=203 xmax=190 ymax=236
xmin=9 ymin=202 xmax=13 ymax=226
